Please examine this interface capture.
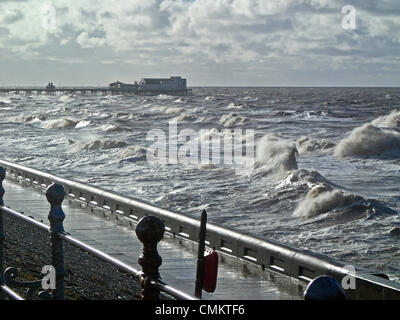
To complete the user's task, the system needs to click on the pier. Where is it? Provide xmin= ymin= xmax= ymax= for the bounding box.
xmin=1 ymin=160 xmax=400 ymax=300
xmin=0 ymin=86 xmax=113 ymax=96
xmin=0 ymin=77 xmax=192 ymax=96
xmin=0 ymin=86 xmax=191 ymax=96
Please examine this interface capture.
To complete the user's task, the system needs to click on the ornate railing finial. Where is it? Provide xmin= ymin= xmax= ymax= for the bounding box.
xmin=0 ymin=166 xmax=6 ymax=207
xmin=46 ymin=183 xmax=66 ymax=300
xmin=135 ymin=216 xmax=165 ymax=300
xmin=46 ymin=184 xmax=65 ymax=233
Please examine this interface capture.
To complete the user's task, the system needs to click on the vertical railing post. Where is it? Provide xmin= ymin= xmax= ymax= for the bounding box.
xmin=46 ymin=184 xmax=66 ymax=300
xmin=135 ymin=216 xmax=165 ymax=300
xmin=194 ymin=210 xmax=207 ymax=299
xmin=0 ymin=167 xmax=5 ymax=299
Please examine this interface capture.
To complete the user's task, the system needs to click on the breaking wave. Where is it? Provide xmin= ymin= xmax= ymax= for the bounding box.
xmin=164 ymin=107 xmax=184 ymax=114
xmin=294 ymin=187 xmax=397 ymax=219
xmin=97 ymin=123 xmax=130 ymax=133
xmin=226 ymin=103 xmax=243 ymax=109
xmin=99 ymin=123 xmax=119 ymax=132
xmin=68 ymin=139 xmax=127 ymax=152
xmin=15 ymin=114 xmax=47 ymax=123
xmin=296 ymin=136 xmax=336 ymax=154
xmin=172 ymin=113 xmax=198 ymax=122
xmin=116 ymin=145 xmax=147 ymax=162
xmin=174 ymin=98 xmax=186 ymax=103
xmin=74 ymin=120 xmax=92 ymax=128
xmin=58 ymin=95 xmax=75 ymax=103
xmin=275 ymin=169 xmax=398 ymax=219
xmin=371 ymin=110 xmax=400 ymax=128
xmin=40 ymin=118 xmax=92 ymax=129
xmin=0 ymin=98 xmax=11 ymax=105
xmin=254 ymin=134 xmax=298 ymax=175
xmin=294 ymin=189 xmax=362 ymax=218
xmin=219 ymin=113 xmax=249 ymax=127
xmin=335 ymin=123 xmax=400 ymax=158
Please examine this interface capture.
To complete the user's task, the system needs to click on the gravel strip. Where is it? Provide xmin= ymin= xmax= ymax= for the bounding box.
xmin=2 ymin=213 xmax=142 ymax=300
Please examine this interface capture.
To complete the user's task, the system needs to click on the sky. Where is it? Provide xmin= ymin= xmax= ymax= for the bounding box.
xmin=0 ymin=0 xmax=399 ymax=87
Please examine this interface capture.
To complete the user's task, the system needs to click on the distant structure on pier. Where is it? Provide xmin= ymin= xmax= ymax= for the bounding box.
xmin=109 ymin=76 xmax=188 ymax=95
xmin=0 ymin=76 xmax=191 ymax=96
xmin=46 ymin=82 xmax=56 ymax=91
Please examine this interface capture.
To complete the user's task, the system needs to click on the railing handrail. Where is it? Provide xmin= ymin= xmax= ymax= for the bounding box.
xmin=0 ymin=161 xmax=365 ymax=270
xmin=1 ymin=284 xmax=24 ymax=300
xmin=1 ymin=160 xmax=400 ymax=300
xmin=0 ymin=160 xmax=305 ymax=251
xmin=0 ymin=205 xmax=197 ymax=300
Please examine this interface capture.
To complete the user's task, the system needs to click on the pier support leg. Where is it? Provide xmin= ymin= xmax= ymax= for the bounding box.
xmin=135 ymin=216 xmax=165 ymax=300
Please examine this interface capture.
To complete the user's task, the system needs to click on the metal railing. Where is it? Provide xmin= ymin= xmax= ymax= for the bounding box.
xmin=1 ymin=160 xmax=400 ymax=300
xmin=0 ymin=166 xmax=197 ymax=300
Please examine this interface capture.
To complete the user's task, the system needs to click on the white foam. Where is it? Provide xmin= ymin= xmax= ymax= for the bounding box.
xmin=0 ymin=98 xmax=11 ymax=104
xmin=99 ymin=123 xmax=117 ymax=132
xmin=226 ymin=103 xmax=243 ymax=109
xmin=255 ymin=134 xmax=298 ymax=173
xmin=219 ymin=112 xmax=248 ymax=127
xmin=371 ymin=110 xmax=400 ymax=128
xmin=116 ymin=145 xmax=147 ymax=161
xmin=75 ymin=120 xmax=92 ymax=128
xmin=164 ymin=107 xmax=183 ymax=114
xmin=335 ymin=123 xmax=400 ymax=158
xmin=58 ymin=95 xmax=75 ymax=103
xmin=44 ymin=118 xmax=78 ymax=129
xmin=294 ymin=190 xmax=355 ymax=218
xmin=296 ymin=136 xmax=335 ymax=154
xmin=172 ymin=113 xmax=197 ymax=122
xmin=15 ymin=114 xmax=47 ymax=123
xmin=68 ymin=139 xmax=127 ymax=152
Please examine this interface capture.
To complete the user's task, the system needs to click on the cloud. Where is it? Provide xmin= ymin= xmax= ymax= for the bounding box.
xmin=0 ymin=0 xmax=399 ymax=85
xmin=0 ymin=26 xmax=9 ymax=37
xmin=0 ymin=9 xmax=23 ymax=23
xmin=76 ymin=31 xmax=106 ymax=48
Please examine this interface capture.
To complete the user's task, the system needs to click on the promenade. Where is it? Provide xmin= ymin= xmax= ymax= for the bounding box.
xmin=3 ymin=179 xmax=304 ymax=300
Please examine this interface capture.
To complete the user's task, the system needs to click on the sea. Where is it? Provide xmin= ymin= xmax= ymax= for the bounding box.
xmin=0 ymin=87 xmax=399 ymax=282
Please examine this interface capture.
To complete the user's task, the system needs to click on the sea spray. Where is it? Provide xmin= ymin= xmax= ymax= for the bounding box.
xmin=219 ymin=112 xmax=248 ymax=127
xmin=46 ymin=118 xmax=77 ymax=129
xmin=255 ymin=134 xmax=298 ymax=173
xmin=296 ymin=136 xmax=336 ymax=154
xmin=335 ymin=110 xmax=400 ymax=158
xmin=68 ymin=139 xmax=127 ymax=152
xmin=116 ymin=145 xmax=148 ymax=162
xmin=334 ymin=123 xmax=400 ymax=158
xmin=371 ymin=110 xmax=400 ymax=128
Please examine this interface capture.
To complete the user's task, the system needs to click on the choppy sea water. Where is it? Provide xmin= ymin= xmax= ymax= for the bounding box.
xmin=1 ymin=87 xmax=399 ymax=282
